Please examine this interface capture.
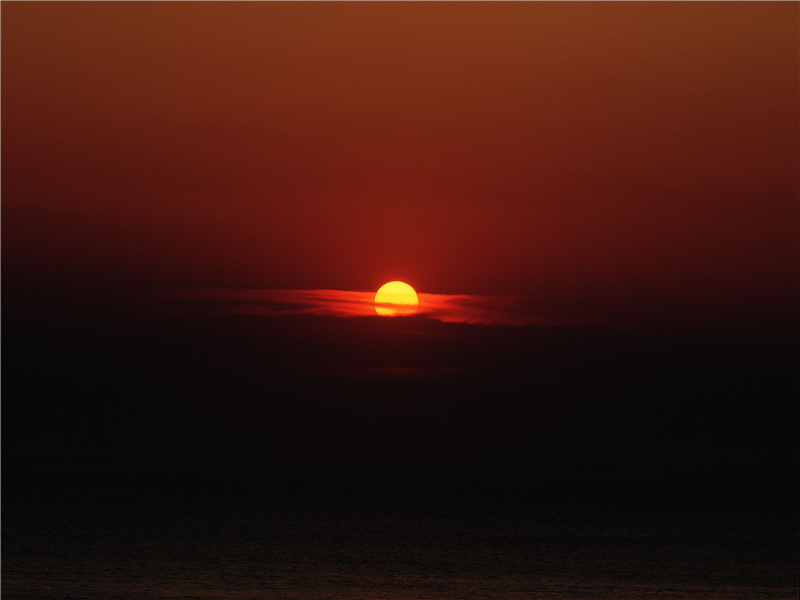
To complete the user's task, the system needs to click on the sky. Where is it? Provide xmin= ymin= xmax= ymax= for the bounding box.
xmin=3 ymin=2 xmax=798 ymax=326
xmin=2 ymin=3 xmax=798 ymax=470
xmin=3 ymin=10 xmax=799 ymax=600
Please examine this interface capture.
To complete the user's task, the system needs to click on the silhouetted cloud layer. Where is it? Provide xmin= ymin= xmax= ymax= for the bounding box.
xmin=152 ymin=289 xmax=576 ymax=326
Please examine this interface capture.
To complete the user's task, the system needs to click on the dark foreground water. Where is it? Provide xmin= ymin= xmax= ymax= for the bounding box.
xmin=3 ymin=453 xmax=797 ymax=600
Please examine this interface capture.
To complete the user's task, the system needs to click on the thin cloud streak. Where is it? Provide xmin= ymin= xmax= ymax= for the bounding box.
xmin=152 ymin=289 xmax=575 ymax=326
xmin=417 ymin=293 xmax=558 ymax=326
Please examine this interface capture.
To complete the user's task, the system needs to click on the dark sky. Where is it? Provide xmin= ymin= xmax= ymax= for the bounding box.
xmin=2 ymin=3 xmax=798 ymax=469
xmin=2 ymin=13 xmax=798 ymax=600
xmin=3 ymin=2 xmax=797 ymax=324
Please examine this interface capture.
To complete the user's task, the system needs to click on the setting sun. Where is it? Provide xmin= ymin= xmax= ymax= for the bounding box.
xmin=374 ymin=281 xmax=419 ymax=316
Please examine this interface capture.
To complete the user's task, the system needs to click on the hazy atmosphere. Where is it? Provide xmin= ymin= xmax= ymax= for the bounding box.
xmin=3 ymin=3 xmax=798 ymax=599
xmin=4 ymin=2 xmax=797 ymax=323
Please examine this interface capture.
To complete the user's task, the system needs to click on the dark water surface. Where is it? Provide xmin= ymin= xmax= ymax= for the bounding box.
xmin=4 ymin=291 xmax=798 ymax=598
xmin=4 ymin=453 xmax=797 ymax=599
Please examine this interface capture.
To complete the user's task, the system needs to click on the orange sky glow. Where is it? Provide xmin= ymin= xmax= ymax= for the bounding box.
xmin=3 ymin=5 xmax=799 ymax=534
xmin=3 ymin=2 xmax=797 ymax=326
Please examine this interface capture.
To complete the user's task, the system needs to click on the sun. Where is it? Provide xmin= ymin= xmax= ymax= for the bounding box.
xmin=374 ymin=281 xmax=419 ymax=316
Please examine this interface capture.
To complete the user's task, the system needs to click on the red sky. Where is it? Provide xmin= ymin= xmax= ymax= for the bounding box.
xmin=3 ymin=2 xmax=797 ymax=324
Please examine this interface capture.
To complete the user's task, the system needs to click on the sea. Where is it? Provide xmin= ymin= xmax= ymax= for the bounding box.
xmin=3 ymin=452 xmax=797 ymax=600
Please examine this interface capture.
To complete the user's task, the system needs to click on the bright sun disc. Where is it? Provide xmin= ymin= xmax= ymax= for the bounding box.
xmin=374 ymin=281 xmax=419 ymax=316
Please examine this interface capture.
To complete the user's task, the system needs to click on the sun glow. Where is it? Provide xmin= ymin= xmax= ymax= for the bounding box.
xmin=374 ymin=281 xmax=419 ymax=316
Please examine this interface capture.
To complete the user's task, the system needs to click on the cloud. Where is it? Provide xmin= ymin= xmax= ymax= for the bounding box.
xmin=151 ymin=289 xmax=575 ymax=326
